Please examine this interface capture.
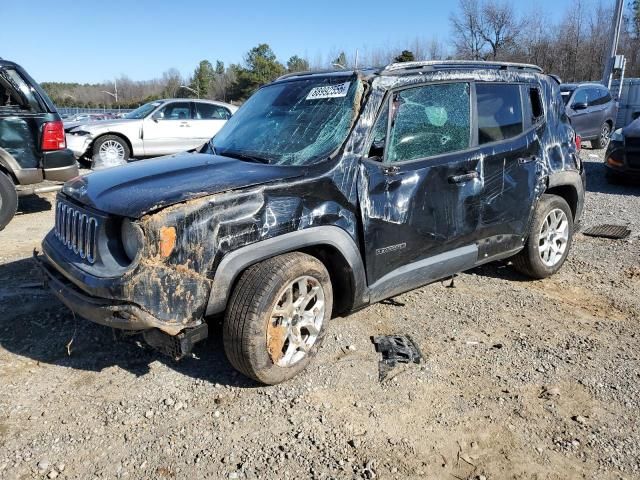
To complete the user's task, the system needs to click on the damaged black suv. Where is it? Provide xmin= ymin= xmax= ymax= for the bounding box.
xmin=38 ymin=61 xmax=585 ymax=384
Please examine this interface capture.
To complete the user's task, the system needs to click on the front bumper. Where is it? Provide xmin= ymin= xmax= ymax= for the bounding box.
xmin=35 ymin=253 xmax=188 ymax=335
xmin=65 ymin=134 xmax=91 ymax=159
xmin=605 ymin=142 xmax=640 ymax=179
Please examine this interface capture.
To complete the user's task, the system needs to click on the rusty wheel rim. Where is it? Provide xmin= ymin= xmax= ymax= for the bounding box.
xmin=267 ymin=275 xmax=325 ymax=367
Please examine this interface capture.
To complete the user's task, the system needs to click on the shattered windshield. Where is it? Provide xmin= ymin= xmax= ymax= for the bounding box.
xmin=125 ymin=101 xmax=162 ymax=119
xmin=212 ymin=76 xmax=362 ymax=166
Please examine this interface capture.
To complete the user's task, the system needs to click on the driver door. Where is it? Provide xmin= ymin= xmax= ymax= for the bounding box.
xmin=142 ymin=101 xmax=199 ymax=156
xmin=358 ymin=82 xmax=482 ymax=301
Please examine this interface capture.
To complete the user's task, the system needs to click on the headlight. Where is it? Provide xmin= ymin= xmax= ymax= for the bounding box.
xmin=121 ymin=218 xmax=144 ymax=262
xmin=69 ymin=129 xmax=91 ymax=136
xmin=610 ymin=128 xmax=624 ymax=142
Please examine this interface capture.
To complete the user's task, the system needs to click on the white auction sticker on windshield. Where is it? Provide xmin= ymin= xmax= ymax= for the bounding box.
xmin=306 ymin=82 xmax=351 ymax=100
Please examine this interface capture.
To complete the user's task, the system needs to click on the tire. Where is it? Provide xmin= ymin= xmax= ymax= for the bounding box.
xmin=223 ymin=252 xmax=333 ymax=385
xmin=591 ymin=122 xmax=611 ymax=150
xmin=0 ymin=172 xmax=18 ymax=231
xmin=605 ymin=169 xmax=623 ymax=184
xmin=512 ymin=194 xmax=574 ymax=279
xmin=91 ymin=135 xmax=130 ymax=169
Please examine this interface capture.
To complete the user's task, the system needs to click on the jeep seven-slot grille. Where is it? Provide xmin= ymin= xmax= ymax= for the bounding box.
xmin=54 ymin=200 xmax=99 ymax=263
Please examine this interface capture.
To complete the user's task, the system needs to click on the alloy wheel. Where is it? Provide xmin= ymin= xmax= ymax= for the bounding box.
xmin=267 ymin=275 xmax=325 ymax=367
xmin=538 ymin=208 xmax=569 ymax=267
xmin=99 ymin=140 xmax=125 ymax=163
xmin=600 ymin=124 xmax=611 ymax=149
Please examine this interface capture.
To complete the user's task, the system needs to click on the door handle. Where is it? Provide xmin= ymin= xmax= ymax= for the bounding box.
xmin=448 ymin=171 xmax=479 ymax=184
xmin=518 ymin=156 xmax=539 ymax=164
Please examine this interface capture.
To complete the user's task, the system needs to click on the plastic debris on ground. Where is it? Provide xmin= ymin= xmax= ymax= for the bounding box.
xmin=371 ymin=335 xmax=423 ymax=381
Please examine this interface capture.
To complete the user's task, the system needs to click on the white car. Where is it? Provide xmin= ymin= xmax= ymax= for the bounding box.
xmin=65 ymin=99 xmax=238 ymax=168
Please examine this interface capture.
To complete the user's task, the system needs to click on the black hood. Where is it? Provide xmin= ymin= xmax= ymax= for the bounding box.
xmin=62 ymin=153 xmax=305 ymax=218
xmin=623 ymin=117 xmax=640 ymax=138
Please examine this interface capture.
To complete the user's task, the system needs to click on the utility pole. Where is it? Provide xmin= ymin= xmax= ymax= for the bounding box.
xmin=602 ymin=0 xmax=625 ymax=88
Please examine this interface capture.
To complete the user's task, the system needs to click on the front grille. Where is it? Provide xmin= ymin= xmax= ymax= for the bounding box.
xmin=54 ymin=200 xmax=99 ymax=263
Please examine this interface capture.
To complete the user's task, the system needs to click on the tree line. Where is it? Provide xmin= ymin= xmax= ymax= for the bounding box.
xmin=41 ymin=0 xmax=640 ymax=109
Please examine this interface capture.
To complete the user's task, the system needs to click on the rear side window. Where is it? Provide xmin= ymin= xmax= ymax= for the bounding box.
xmin=529 ymin=87 xmax=544 ymax=123
xmin=386 ymin=82 xmax=471 ymax=163
xmin=195 ymin=102 xmax=231 ymax=120
xmin=0 ymin=68 xmax=44 ymax=114
xmin=588 ymin=87 xmax=612 ymax=106
xmin=476 ymin=83 xmax=523 ymax=144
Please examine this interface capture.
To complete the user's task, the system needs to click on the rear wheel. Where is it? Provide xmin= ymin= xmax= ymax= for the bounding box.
xmin=512 ymin=194 xmax=574 ymax=279
xmin=591 ymin=122 xmax=611 ymax=149
xmin=91 ymin=135 xmax=130 ymax=169
xmin=0 ymin=172 xmax=18 ymax=231
xmin=223 ymin=252 xmax=333 ymax=385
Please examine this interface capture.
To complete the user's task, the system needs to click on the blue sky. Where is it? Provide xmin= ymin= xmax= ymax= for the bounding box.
xmin=2 ymin=0 xmax=579 ymax=83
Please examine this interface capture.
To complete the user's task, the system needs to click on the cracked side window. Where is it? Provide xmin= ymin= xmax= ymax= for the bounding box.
xmin=386 ymin=83 xmax=470 ymax=163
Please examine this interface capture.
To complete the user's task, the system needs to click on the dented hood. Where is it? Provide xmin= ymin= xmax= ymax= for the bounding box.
xmin=62 ymin=153 xmax=305 ymax=218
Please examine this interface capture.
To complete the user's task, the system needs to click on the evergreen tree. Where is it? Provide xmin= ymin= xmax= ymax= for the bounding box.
xmin=286 ymin=55 xmax=310 ymax=73
xmin=394 ymin=50 xmax=416 ymax=62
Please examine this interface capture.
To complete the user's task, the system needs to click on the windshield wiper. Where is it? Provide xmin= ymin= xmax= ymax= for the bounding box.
xmin=219 ymin=149 xmax=271 ymax=164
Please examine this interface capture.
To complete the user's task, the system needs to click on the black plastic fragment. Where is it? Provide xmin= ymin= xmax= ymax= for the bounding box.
xmin=372 ymin=335 xmax=423 ymax=381
xmin=582 ymin=224 xmax=631 ymax=240
xmin=142 ymin=323 xmax=209 ymax=360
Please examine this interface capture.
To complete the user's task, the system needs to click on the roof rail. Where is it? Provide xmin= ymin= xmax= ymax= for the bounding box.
xmin=382 ymin=60 xmax=543 ymax=74
xmin=275 ymin=68 xmax=354 ymax=81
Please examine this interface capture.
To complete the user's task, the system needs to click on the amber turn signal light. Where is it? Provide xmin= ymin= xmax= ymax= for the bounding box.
xmin=606 ymin=157 xmax=623 ymax=167
xmin=159 ymin=226 xmax=177 ymax=257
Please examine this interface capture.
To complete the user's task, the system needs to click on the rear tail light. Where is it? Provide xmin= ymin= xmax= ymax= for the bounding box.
xmin=42 ymin=121 xmax=66 ymax=151
xmin=575 ymin=135 xmax=582 ymax=151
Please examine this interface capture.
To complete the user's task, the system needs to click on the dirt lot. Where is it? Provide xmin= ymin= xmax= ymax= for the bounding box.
xmin=0 ymin=151 xmax=639 ymax=480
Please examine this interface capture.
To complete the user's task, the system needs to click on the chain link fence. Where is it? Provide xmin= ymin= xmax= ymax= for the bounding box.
xmin=58 ymin=107 xmax=134 ymax=116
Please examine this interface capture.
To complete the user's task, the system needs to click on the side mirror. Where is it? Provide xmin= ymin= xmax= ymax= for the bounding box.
xmin=572 ymin=102 xmax=588 ymax=111
xmin=152 ymin=112 xmax=163 ymax=122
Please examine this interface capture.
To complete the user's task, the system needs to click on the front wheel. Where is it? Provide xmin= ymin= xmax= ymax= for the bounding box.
xmin=512 ymin=194 xmax=574 ymax=279
xmin=0 ymin=172 xmax=18 ymax=231
xmin=91 ymin=135 xmax=130 ymax=169
xmin=223 ymin=252 xmax=333 ymax=385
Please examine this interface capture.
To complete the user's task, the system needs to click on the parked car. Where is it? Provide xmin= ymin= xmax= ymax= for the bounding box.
xmin=37 ymin=61 xmax=584 ymax=384
xmin=561 ymin=82 xmax=617 ymax=149
xmin=604 ymin=117 xmax=640 ymax=182
xmin=0 ymin=59 xmax=78 ymax=230
xmin=65 ymin=99 xmax=238 ymax=168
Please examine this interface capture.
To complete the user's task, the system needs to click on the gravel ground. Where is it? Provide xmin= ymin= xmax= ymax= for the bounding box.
xmin=0 ymin=149 xmax=639 ymax=480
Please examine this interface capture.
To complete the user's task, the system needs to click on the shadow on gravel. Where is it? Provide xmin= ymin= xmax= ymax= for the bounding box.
xmin=16 ymin=194 xmax=53 ymax=215
xmin=0 ymin=257 xmax=258 ymax=388
xmin=470 ymin=261 xmax=531 ymax=282
xmin=583 ymin=160 xmax=640 ymax=196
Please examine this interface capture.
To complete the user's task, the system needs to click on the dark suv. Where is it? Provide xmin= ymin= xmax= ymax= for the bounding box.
xmin=37 ymin=61 xmax=585 ymax=384
xmin=0 ymin=59 xmax=79 ymax=230
xmin=561 ymin=82 xmax=618 ymax=149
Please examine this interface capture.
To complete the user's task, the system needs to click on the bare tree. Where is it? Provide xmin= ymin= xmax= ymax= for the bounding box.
xmin=479 ymin=0 xmax=522 ymax=59
xmin=450 ymin=0 xmax=486 ymax=60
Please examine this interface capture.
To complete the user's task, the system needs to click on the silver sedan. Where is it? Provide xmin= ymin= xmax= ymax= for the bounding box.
xmin=65 ymin=99 xmax=238 ymax=168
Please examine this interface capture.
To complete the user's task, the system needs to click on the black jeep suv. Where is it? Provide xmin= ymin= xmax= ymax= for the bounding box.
xmin=0 ymin=59 xmax=79 ymax=230
xmin=38 ymin=61 xmax=585 ymax=384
